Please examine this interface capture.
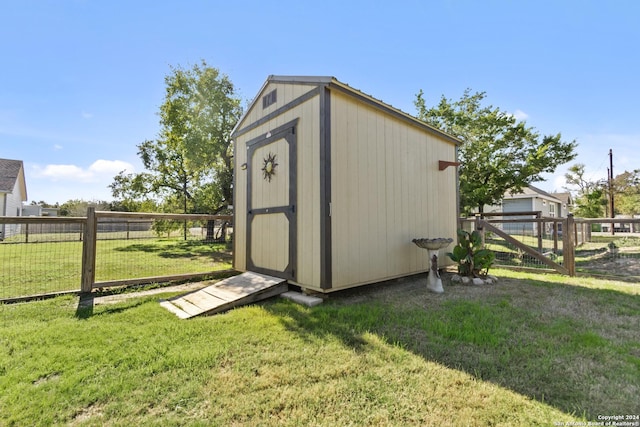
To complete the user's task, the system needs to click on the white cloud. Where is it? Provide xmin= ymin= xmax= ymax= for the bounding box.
xmin=35 ymin=164 xmax=89 ymax=181
xmin=513 ymin=109 xmax=529 ymax=121
xmin=53 ymin=144 xmax=63 ymax=150
xmin=88 ymin=159 xmax=134 ymax=175
xmin=32 ymin=160 xmax=135 ymax=183
xmin=81 ymin=111 xmax=93 ymax=119
xmin=553 ymin=174 xmax=567 ymax=192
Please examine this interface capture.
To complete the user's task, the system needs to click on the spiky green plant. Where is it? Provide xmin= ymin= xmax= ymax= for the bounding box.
xmin=447 ymin=229 xmax=495 ymax=277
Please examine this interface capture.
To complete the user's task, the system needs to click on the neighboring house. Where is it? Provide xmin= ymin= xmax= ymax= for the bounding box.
xmin=0 ymin=158 xmax=28 ymax=239
xmin=548 ymin=191 xmax=573 ymax=218
xmin=22 ymin=204 xmax=59 ymax=217
xmin=483 ymin=185 xmax=570 ymax=235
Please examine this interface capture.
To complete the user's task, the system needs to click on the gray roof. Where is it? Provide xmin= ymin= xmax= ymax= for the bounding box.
xmin=551 ymin=192 xmax=572 ymax=205
xmin=0 ymin=158 xmax=24 ymax=193
xmin=232 ymin=75 xmax=460 ymax=145
xmin=527 ymin=184 xmax=563 ymax=202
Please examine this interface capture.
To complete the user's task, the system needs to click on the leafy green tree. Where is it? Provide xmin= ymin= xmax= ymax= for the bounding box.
xmin=415 ymin=89 xmax=577 ymax=215
xmin=59 ymin=199 xmax=111 ymax=217
xmin=563 ymin=164 xmax=607 ymax=217
xmin=110 ymin=61 xmax=242 ymax=215
xmin=30 ymin=200 xmax=58 ymax=208
xmin=612 ymin=169 xmax=640 ymax=215
xmin=107 ymin=198 xmax=159 ymax=213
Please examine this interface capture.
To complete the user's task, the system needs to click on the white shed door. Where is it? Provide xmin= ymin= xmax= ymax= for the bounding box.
xmin=246 ymin=120 xmax=297 ymax=280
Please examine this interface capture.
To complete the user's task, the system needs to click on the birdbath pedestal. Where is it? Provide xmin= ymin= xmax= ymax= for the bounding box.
xmin=412 ymin=238 xmax=453 ymax=293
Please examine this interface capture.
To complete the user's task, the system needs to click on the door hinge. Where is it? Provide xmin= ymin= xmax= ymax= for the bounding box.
xmin=329 ymin=202 xmax=332 ymax=217
xmin=290 ymin=205 xmax=296 ymax=213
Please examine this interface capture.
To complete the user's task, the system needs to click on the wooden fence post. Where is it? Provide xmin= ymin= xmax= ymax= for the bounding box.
xmin=81 ymin=207 xmax=97 ymax=293
xmin=562 ymin=214 xmax=576 ymax=276
xmin=475 ymin=214 xmax=485 ymax=246
xmin=536 ymin=212 xmax=543 ymax=252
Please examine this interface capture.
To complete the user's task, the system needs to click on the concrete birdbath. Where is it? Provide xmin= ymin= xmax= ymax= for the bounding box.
xmin=412 ymin=238 xmax=453 ymax=293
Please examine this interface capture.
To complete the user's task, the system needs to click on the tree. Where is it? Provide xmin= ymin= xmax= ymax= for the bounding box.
xmin=415 ymin=89 xmax=577 ymax=215
xmin=612 ymin=169 xmax=640 ymax=215
xmin=59 ymin=199 xmax=111 ymax=217
xmin=30 ymin=200 xmax=58 ymax=208
xmin=563 ymin=164 xmax=607 ymax=217
xmin=564 ymin=165 xmax=640 ymax=217
xmin=110 ymin=61 xmax=242 ymax=215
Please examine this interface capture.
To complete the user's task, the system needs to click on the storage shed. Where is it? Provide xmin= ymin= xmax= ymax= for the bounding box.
xmin=231 ymin=76 xmax=460 ymax=293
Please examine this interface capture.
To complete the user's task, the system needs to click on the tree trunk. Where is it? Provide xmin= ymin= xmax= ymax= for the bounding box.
xmin=183 ymin=181 xmax=188 ymax=240
xmin=205 ymin=220 xmax=215 ymax=242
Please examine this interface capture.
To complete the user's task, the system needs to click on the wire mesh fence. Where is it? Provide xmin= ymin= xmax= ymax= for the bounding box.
xmin=460 ymin=215 xmax=640 ymax=280
xmin=0 ymin=217 xmax=85 ymax=300
xmin=0 ymin=212 xmax=232 ymax=301
xmin=93 ymin=215 xmax=233 ymax=285
xmin=573 ymin=219 xmax=640 ymax=279
xmin=460 ymin=216 xmax=566 ymax=273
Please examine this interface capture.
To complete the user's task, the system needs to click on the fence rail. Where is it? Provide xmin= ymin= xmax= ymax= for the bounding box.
xmin=0 ymin=209 xmax=232 ymax=301
xmin=461 ymin=214 xmax=640 ymax=280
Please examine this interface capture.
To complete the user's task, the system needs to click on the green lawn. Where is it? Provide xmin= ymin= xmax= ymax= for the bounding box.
xmin=1 ymin=269 xmax=637 ymax=425
xmin=0 ymin=239 xmax=231 ymax=299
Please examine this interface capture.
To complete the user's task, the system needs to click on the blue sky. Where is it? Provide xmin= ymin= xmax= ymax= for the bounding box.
xmin=1 ymin=0 xmax=638 ymax=204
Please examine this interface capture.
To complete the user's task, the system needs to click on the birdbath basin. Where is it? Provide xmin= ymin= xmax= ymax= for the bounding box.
xmin=412 ymin=238 xmax=453 ymax=293
xmin=412 ymin=238 xmax=453 ymax=251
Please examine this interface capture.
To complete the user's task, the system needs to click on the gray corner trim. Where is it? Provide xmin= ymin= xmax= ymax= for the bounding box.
xmin=232 ymin=139 xmax=237 ymax=271
xmin=246 ymin=119 xmax=298 ymax=281
xmin=319 ymin=86 xmax=332 ymax=289
xmin=327 ymin=83 xmax=460 ymax=146
xmin=232 ymin=86 xmax=321 ymax=139
xmin=455 ymin=145 xmax=461 ymax=220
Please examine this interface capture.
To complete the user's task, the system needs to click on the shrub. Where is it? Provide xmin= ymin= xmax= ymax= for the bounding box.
xmin=447 ymin=229 xmax=495 ymax=277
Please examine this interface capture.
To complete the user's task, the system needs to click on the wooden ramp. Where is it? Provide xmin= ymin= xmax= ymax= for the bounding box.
xmin=160 ymin=272 xmax=288 ymax=319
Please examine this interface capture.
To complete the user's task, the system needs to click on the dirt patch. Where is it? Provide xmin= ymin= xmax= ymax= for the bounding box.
xmin=578 ymin=251 xmax=640 ymax=276
xmin=70 ymin=403 xmax=105 ymax=425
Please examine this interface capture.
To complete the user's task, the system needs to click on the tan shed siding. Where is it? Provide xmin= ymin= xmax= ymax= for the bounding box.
xmin=330 ymin=91 xmax=457 ymax=289
xmin=234 ymin=138 xmax=248 ymax=272
xmin=234 ymin=91 xmax=321 ymax=288
xmin=241 ymin=82 xmax=318 ymax=128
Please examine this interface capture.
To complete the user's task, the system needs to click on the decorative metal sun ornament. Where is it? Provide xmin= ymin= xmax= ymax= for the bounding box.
xmin=261 ymin=152 xmax=278 ymax=182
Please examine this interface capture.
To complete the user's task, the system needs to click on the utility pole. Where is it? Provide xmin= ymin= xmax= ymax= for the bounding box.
xmin=609 ymin=149 xmax=615 ymax=235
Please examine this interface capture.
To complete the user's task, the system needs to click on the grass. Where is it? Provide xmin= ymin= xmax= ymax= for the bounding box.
xmin=95 ymin=239 xmax=231 ymax=281
xmin=0 ymin=239 xmax=231 ymax=299
xmin=1 ymin=269 xmax=638 ymax=425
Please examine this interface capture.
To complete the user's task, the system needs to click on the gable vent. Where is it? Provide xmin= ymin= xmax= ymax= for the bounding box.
xmin=262 ymin=89 xmax=277 ymax=109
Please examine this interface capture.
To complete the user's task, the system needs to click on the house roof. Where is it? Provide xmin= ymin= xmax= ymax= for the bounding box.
xmin=232 ymin=75 xmax=460 ymax=145
xmin=0 ymin=158 xmax=27 ymax=200
xmin=527 ymin=184 xmax=561 ymax=201
xmin=551 ymin=192 xmax=572 ymax=206
xmin=505 ymin=184 xmax=563 ymax=203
